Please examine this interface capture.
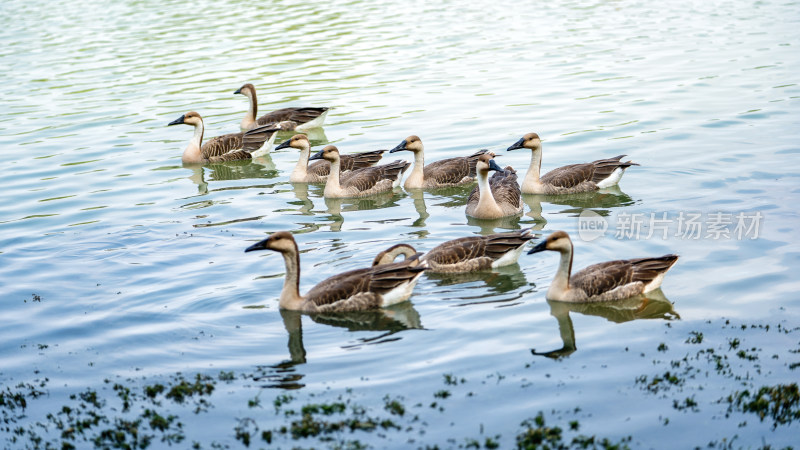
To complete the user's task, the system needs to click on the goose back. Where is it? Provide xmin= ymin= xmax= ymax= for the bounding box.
xmin=309 ymin=150 xmax=387 ymax=178
xmin=334 ymin=160 xmax=410 ymax=198
xmin=570 ymin=255 xmax=679 ymax=302
xmin=423 ymin=149 xmax=489 ymax=187
xmin=425 ymin=228 xmax=533 ymax=272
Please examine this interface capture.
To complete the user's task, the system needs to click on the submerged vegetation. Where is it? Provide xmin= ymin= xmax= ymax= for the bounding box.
xmin=2 ymin=318 xmax=798 ymax=448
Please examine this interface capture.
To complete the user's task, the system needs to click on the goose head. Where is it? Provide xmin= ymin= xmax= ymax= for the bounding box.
xmin=245 ymin=231 xmax=298 ymax=255
xmin=275 ymin=134 xmax=310 ymax=151
xmin=390 ymin=135 xmax=424 ymax=154
xmin=167 ymin=111 xmax=203 ymax=127
xmin=507 ymin=132 xmax=542 ymax=152
xmin=475 ymin=153 xmax=503 ymax=174
xmin=309 ymin=145 xmax=341 ymax=163
xmin=528 ymin=230 xmax=572 ymax=254
xmin=234 ymin=83 xmax=256 ymax=97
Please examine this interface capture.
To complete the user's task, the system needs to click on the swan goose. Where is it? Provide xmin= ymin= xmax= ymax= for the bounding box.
xmin=528 ymin=231 xmax=678 ymax=302
xmin=245 ymin=231 xmax=426 ymax=312
xmin=234 ymin=83 xmax=329 ymax=132
xmin=465 ymin=153 xmax=523 ymax=219
xmin=275 ymin=134 xmax=386 ymax=183
xmin=423 ymin=228 xmax=534 ymax=273
xmin=389 ymin=135 xmax=489 ymax=189
xmin=309 ymin=145 xmax=410 ymax=198
xmin=507 ymin=133 xmax=638 ymax=194
xmin=167 ymin=111 xmax=281 ymax=164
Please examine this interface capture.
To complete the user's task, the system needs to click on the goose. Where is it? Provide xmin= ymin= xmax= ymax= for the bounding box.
xmin=234 ymin=83 xmax=329 ymax=132
xmin=245 ymin=231 xmax=426 ymax=312
xmin=372 ymin=244 xmax=419 ymax=266
xmin=389 ymin=135 xmax=489 ymax=189
xmin=507 ymin=133 xmax=638 ymax=194
xmin=309 ymin=145 xmax=410 ymax=198
xmin=528 ymin=231 xmax=678 ymax=302
xmin=275 ymin=134 xmax=386 ymax=183
xmin=423 ymin=228 xmax=534 ymax=273
xmin=465 ymin=153 xmax=523 ymax=219
xmin=167 ymin=111 xmax=281 ymax=164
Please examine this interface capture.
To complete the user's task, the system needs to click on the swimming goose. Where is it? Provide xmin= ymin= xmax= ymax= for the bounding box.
xmin=528 ymin=231 xmax=678 ymax=302
xmin=423 ymin=228 xmax=534 ymax=273
xmin=507 ymin=133 xmax=638 ymax=194
xmin=275 ymin=134 xmax=386 ymax=183
xmin=167 ymin=111 xmax=281 ymax=164
xmin=372 ymin=244 xmax=420 ymax=266
xmin=234 ymin=83 xmax=329 ymax=132
xmin=465 ymin=153 xmax=523 ymax=219
xmin=309 ymin=145 xmax=410 ymax=198
xmin=389 ymin=135 xmax=489 ymax=189
xmin=245 ymin=231 xmax=426 ymax=312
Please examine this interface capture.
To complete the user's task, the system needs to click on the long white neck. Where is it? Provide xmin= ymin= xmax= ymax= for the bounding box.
xmin=323 ymin=158 xmax=343 ymax=197
xmin=278 ymin=249 xmax=305 ymax=310
xmin=290 ymin=145 xmax=311 ymax=182
xmin=404 ymin=150 xmax=425 ymax=189
xmin=182 ymin=122 xmax=205 ymax=164
xmin=547 ymin=243 xmax=573 ymax=300
xmin=475 ymin=171 xmax=503 ymax=217
xmin=521 ymin=147 xmax=544 ymax=193
xmin=240 ymin=90 xmax=258 ymax=130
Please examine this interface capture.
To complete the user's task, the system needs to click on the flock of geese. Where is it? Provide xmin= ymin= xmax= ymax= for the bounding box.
xmin=169 ymin=84 xmax=679 ymax=313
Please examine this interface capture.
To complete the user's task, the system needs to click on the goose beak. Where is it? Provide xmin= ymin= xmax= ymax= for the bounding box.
xmin=167 ymin=115 xmax=185 ymax=126
xmin=245 ymin=238 xmax=270 ymax=253
xmin=275 ymin=138 xmax=292 ymax=150
xmin=389 ymin=140 xmax=408 ymax=153
xmin=488 ymin=159 xmax=503 ymax=172
xmin=309 ymin=149 xmax=324 ymax=161
xmin=233 ymin=87 xmax=242 ymax=95
xmin=507 ymin=138 xmax=525 ymax=151
xmin=527 ymin=240 xmax=548 ymax=255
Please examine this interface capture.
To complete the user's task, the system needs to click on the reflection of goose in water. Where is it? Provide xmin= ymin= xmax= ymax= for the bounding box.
xmin=522 ymin=184 xmax=635 ymax=226
xmin=532 ymin=289 xmax=679 ymax=360
xmin=424 ymin=264 xmax=531 ymax=304
xmin=183 ymin=156 xmax=279 ymax=195
xmin=257 ymin=302 xmax=423 ymax=389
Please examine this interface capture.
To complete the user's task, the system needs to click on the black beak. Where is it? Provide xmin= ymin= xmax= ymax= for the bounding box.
xmin=527 ymin=240 xmax=548 ymax=255
xmin=234 ymin=87 xmax=242 ymax=95
xmin=507 ymin=138 xmax=525 ymax=151
xmin=488 ymin=159 xmax=503 ymax=172
xmin=309 ymin=149 xmax=324 ymax=161
xmin=245 ymin=238 xmax=270 ymax=253
xmin=275 ymin=138 xmax=292 ymax=150
xmin=167 ymin=115 xmax=185 ymax=126
xmin=389 ymin=140 xmax=408 ymax=153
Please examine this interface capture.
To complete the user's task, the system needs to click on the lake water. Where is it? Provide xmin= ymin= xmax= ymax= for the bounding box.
xmin=2 ymin=0 xmax=799 ymax=447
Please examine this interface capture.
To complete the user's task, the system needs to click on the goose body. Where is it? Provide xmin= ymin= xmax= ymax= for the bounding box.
xmin=507 ymin=133 xmax=638 ymax=194
xmin=528 ymin=231 xmax=678 ymax=302
xmin=245 ymin=232 xmax=426 ymax=312
xmin=423 ymin=228 xmax=534 ymax=273
xmin=389 ymin=135 xmax=489 ymax=189
xmin=235 ymin=83 xmax=329 ymax=132
xmin=465 ymin=153 xmax=523 ymax=219
xmin=310 ymin=145 xmax=410 ymax=198
xmin=276 ymin=134 xmax=386 ymax=183
xmin=167 ymin=111 xmax=281 ymax=164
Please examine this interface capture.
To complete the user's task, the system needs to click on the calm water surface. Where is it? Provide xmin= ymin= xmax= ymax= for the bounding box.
xmin=2 ymin=0 xmax=799 ymax=447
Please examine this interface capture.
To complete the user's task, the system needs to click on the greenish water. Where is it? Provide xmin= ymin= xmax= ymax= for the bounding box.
xmin=2 ymin=0 xmax=799 ymax=447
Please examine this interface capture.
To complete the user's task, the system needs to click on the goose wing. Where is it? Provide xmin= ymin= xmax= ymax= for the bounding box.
xmin=241 ymin=123 xmax=281 ymax=153
xmin=341 ymin=160 xmax=409 ymax=191
xmin=424 ymin=157 xmax=472 ymax=185
xmin=541 ymin=163 xmax=596 ymax=189
xmin=201 ymin=132 xmax=244 ymax=159
xmin=426 ymin=236 xmax=488 ymax=265
xmin=257 ymin=107 xmax=329 ymax=127
xmin=309 ymin=150 xmax=387 ymax=177
xmin=483 ymin=229 xmax=534 ymax=260
xmin=489 ymin=168 xmax=522 ymax=209
xmin=570 ymin=260 xmax=635 ymax=298
xmin=305 ymin=258 xmax=426 ymax=311
xmin=627 ymin=255 xmax=679 ymax=285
